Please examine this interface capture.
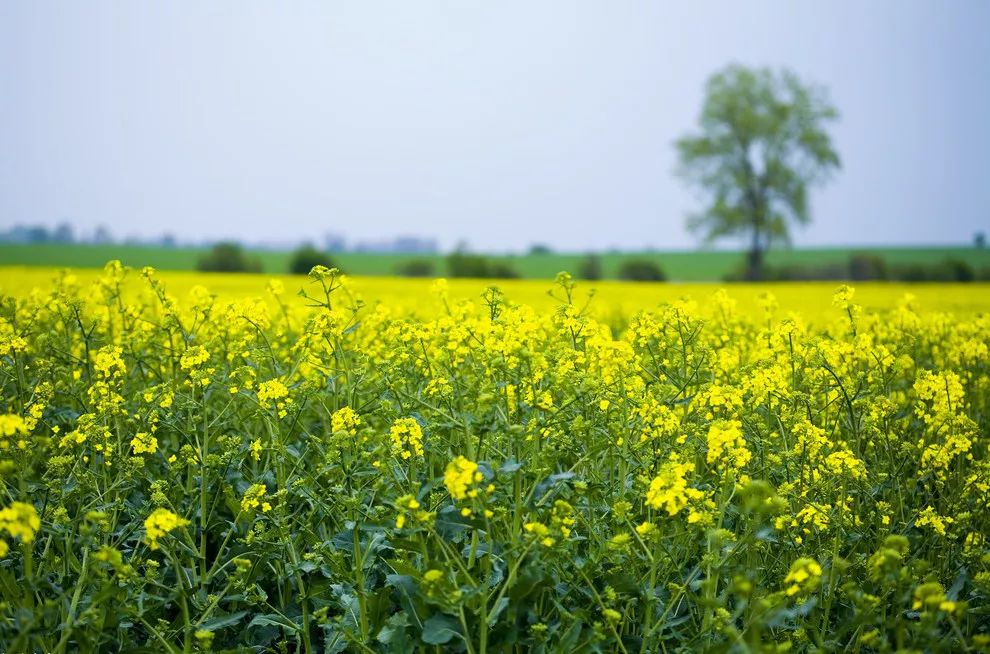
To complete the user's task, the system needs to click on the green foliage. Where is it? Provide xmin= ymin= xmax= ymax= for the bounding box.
xmin=732 ymin=255 xmax=984 ymax=283
xmin=677 ymin=65 xmax=841 ymax=280
xmin=196 ymin=242 xmax=263 ymax=273
xmin=577 ymin=254 xmax=603 ymax=281
xmin=446 ymin=251 xmax=519 ymax=279
xmin=394 ymin=259 xmax=437 ymax=277
xmin=289 ymin=244 xmax=337 ymax=275
xmin=618 ymin=259 xmax=666 ymax=281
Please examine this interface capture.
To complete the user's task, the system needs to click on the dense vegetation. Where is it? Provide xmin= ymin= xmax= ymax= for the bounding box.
xmin=0 ymin=263 xmax=988 ymax=652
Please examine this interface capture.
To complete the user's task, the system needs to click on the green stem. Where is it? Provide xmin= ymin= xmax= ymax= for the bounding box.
xmin=54 ymin=546 xmax=89 ymax=653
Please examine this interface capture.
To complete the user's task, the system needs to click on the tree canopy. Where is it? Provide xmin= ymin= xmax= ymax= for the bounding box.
xmin=676 ymin=65 xmax=840 ymax=280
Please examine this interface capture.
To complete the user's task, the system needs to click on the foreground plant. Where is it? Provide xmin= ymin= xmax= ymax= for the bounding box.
xmin=0 ymin=264 xmax=988 ymax=652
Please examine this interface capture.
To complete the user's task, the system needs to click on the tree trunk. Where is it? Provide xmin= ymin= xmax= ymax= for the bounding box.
xmin=745 ymin=247 xmax=764 ymax=281
xmin=746 ymin=221 xmax=765 ymax=281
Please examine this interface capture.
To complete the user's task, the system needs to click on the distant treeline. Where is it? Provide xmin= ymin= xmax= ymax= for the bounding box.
xmin=197 ymin=243 xmax=670 ymax=281
xmin=731 ymin=253 xmax=990 ymax=283
xmin=198 ymin=243 xmax=989 ymax=283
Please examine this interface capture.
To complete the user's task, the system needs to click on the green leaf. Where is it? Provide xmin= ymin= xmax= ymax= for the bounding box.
xmin=199 ymin=610 xmax=248 ymax=631
xmin=421 ymin=613 xmax=461 ymax=645
xmin=377 ymin=611 xmax=411 ymax=644
xmin=487 ymin=597 xmax=510 ymax=626
xmin=248 ymin=613 xmax=299 ymax=633
xmin=499 ymin=458 xmax=523 ymax=473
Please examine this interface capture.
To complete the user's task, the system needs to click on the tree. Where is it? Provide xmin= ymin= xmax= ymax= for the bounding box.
xmin=676 ymin=65 xmax=840 ymax=280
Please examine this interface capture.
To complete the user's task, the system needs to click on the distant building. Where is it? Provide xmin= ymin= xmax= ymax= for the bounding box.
xmin=352 ymin=235 xmax=438 ymax=254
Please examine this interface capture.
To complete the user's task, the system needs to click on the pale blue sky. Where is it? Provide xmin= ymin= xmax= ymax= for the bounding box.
xmin=1 ymin=1 xmax=988 ymax=251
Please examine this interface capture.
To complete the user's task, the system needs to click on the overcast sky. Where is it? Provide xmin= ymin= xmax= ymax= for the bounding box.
xmin=1 ymin=1 xmax=988 ymax=252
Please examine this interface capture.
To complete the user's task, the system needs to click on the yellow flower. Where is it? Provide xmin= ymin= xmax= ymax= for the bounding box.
xmin=0 ymin=501 xmax=41 ymax=545
xmin=824 ymin=449 xmax=865 ymax=479
xmin=130 ymin=432 xmax=158 ymax=455
xmin=0 ymin=414 xmax=28 ymax=437
xmin=179 ymin=345 xmax=210 ymax=370
xmin=444 ymin=456 xmax=482 ymax=500
xmin=832 ymin=284 xmax=856 ymax=309
xmin=389 ymin=418 xmax=424 ymax=459
xmin=783 ymin=557 xmax=822 ymax=597
xmin=257 ymin=379 xmax=289 ymax=404
xmin=93 ymin=345 xmax=127 ymax=379
xmin=524 ymin=521 xmax=555 ymax=547
xmin=257 ymin=379 xmax=292 ymax=418
xmin=144 ymin=509 xmax=189 ymax=550
xmin=0 ymin=414 xmax=29 ymax=450
xmin=645 ymin=457 xmax=705 ymax=516
xmin=330 ymin=406 xmax=361 ymax=435
xmin=395 ymin=494 xmax=431 ymax=529
xmin=706 ymin=419 xmax=751 ymax=469
xmin=241 ymin=483 xmax=271 ymax=513
xmin=916 ymin=506 xmax=953 ymax=536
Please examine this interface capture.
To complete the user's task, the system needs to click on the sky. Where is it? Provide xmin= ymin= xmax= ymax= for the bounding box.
xmin=1 ymin=1 xmax=988 ymax=253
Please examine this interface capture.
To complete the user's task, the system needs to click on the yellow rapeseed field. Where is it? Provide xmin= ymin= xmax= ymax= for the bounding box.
xmin=2 ymin=265 xmax=990 ymax=320
xmin=0 ymin=262 xmax=988 ymax=652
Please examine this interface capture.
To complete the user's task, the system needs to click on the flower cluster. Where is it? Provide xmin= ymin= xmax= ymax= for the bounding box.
xmin=144 ymin=508 xmax=190 ymax=550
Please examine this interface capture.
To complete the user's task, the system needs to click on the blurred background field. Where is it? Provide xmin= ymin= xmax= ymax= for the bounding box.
xmin=3 ymin=265 xmax=988 ymax=321
xmin=2 ymin=243 xmax=989 ymax=282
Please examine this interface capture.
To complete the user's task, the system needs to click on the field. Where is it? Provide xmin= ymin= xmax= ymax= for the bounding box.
xmin=1 ymin=263 xmax=989 ymax=652
xmin=2 ymin=243 xmax=989 ymax=281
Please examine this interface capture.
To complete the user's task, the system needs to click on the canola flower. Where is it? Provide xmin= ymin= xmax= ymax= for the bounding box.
xmin=130 ymin=431 xmax=158 ymax=455
xmin=330 ymin=406 xmax=361 ymax=435
xmin=645 ymin=457 xmax=705 ymax=517
xmin=0 ymin=264 xmax=987 ymax=652
xmin=443 ymin=456 xmax=482 ymax=501
xmin=0 ymin=502 xmax=40 ymax=556
xmin=389 ymin=417 xmax=424 ymax=460
xmin=241 ymin=483 xmax=272 ymax=513
xmin=143 ymin=508 xmax=190 ymax=550
xmin=783 ymin=557 xmax=823 ymax=597
xmin=706 ymin=419 xmax=751 ymax=469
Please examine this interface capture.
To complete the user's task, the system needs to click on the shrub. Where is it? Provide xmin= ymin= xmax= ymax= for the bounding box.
xmin=848 ymin=254 xmax=889 ymax=281
xmin=288 ymin=245 xmax=337 ymax=275
xmin=577 ymin=254 xmax=603 ymax=280
xmin=934 ymin=258 xmax=976 ymax=282
xmin=446 ymin=251 xmax=490 ymax=278
xmin=890 ymin=259 xmax=976 ymax=282
xmin=196 ymin=242 xmax=262 ymax=273
xmin=618 ymin=259 xmax=666 ymax=282
xmin=446 ymin=252 xmax=519 ymax=279
xmin=395 ymin=259 xmax=436 ymax=277
xmin=489 ymin=262 xmax=519 ymax=279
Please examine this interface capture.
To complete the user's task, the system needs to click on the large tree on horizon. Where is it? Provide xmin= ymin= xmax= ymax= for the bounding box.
xmin=676 ymin=65 xmax=841 ymax=280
